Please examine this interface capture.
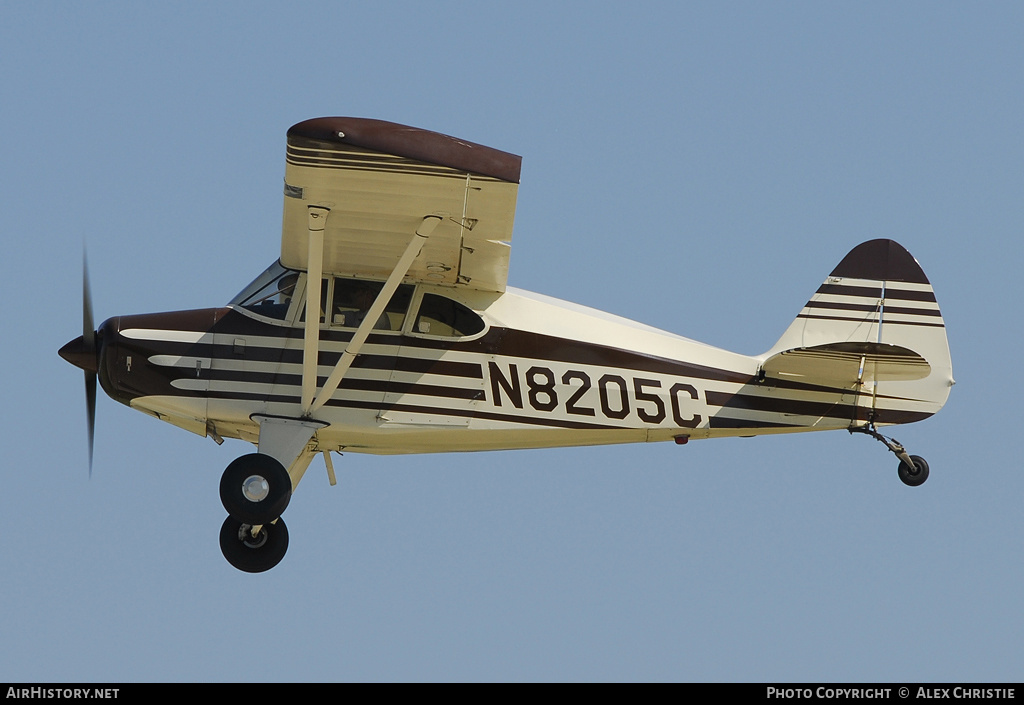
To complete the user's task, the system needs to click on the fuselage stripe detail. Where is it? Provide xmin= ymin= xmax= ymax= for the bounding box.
xmin=199 ymin=369 xmax=483 ymax=401
xmin=121 ymin=328 xmax=208 ymax=343
xmin=202 ymin=389 xmax=628 ymax=431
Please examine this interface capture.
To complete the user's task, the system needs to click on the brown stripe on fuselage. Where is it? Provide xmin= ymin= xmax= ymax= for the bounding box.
xmin=212 ymin=312 xmax=760 ymax=387
xmin=203 ymin=389 xmax=628 ymax=432
xmin=206 ymin=368 xmax=483 ymax=402
xmin=121 ymin=306 xmax=936 ymax=432
xmin=485 ymin=328 xmax=753 ymax=385
xmin=131 ymin=307 xmax=888 ymax=402
xmin=706 ymin=389 xmax=854 ymax=420
xmin=708 ymin=417 xmax=803 ymax=429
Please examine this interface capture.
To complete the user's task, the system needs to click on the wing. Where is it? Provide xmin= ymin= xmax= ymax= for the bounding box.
xmin=280 ymin=117 xmax=521 ymax=292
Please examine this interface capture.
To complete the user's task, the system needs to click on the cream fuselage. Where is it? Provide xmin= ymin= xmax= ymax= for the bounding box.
xmin=93 ymin=271 xmax=920 ymax=457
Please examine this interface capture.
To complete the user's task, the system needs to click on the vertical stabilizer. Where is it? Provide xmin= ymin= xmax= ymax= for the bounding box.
xmin=763 ymin=239 xmax=953 ymax=425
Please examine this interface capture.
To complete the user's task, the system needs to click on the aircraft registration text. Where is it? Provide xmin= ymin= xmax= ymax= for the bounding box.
xmin=486 ymin=361 xmax=704 ymax=428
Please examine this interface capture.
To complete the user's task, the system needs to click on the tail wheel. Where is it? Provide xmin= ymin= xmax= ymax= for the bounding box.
xmin=897 ymin=455 xmax=930 ymax=487
xmin=219 ymin=516 xmax=289 ymax=573
xmin=220 ymin=453 xmax=292 ymax=525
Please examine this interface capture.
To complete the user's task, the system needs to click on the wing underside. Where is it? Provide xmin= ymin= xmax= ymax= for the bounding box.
xmin=280 ymin=117 xmax=522 ymax=293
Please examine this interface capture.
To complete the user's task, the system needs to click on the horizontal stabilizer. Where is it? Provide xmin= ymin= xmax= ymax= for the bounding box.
xmin=762 ymin=342 xmax=930 ymax=387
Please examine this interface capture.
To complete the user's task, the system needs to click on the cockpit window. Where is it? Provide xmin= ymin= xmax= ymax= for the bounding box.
xmin=330 ymin=279 xmax=414 ymax=331
xmin=413 ymin=293 xmax=485 ymax=338
xmin=230 ymin=261 xmax=299 ymax=320
xmin=299 ymin=277 xmax=414 ymax=331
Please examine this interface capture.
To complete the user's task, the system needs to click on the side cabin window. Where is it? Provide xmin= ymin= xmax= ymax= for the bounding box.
xmin=230 ymin=262 xmax=299 ymax=321
xmin=300 ymin=276 xmax=414 ymax=332
xmin=413 ymin=293 xmax=485 ymax=338
xmin=234 ymin=265 xmax=484 ymax=339
xmin=331 ymin=279 xmax=414 ymax=331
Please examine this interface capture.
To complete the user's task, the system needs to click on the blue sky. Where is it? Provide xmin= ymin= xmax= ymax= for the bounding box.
xmin=2 ymin=1 xmax=1022 ymax=682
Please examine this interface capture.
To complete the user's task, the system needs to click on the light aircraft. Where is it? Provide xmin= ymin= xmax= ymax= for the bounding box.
xmin=59 ymin=117 xmax=955 ymax=573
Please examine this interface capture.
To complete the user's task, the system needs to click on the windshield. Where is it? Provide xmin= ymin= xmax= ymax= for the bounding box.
xmin=229 ymin=261 xmax=300 ymax=320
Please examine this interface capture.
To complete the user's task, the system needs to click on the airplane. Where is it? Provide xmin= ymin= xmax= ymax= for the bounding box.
xmin=59 ymin=117 xmax=955 ymax=573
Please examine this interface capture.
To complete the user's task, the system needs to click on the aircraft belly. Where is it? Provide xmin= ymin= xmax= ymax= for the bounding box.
xmin=130 ymin=395 xmax=209 ymax=437
xmin=315 ymin=425 xmax=651 ymax=455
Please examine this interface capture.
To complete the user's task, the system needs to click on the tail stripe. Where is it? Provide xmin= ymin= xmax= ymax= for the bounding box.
xmin=796 ymin=281 xmax=945 ymax=328
xmin=796 ymin=313 xmax=945 ymax=329
xmin=882 ymin=287 xmax=938 ymax=303
xmin=815 ymin=283 xmax=938 ymax=303
xmin=803 ymin=300 xmax=942 ymax=317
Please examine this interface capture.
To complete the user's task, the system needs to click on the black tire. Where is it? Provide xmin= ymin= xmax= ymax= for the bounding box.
xmin=898 ymin=455 xmax=930 ymax=487
xmin=219 ymin=516 xmax=289 ymax=573
xmin=220 ymin=453 xmax=292 ymax=525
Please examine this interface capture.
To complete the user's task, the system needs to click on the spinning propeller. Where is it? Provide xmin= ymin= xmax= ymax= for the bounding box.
xmin=58 ymin=253 xmax=100 ymax=475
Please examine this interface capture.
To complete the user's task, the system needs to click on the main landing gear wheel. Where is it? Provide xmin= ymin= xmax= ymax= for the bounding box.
xmin=220 ymin=453 xmax=292 ymax=526
xmin=220 ymin=516 xmax=289 ymax=573
xmin=897 ymin=455 xmax=930 ymax=487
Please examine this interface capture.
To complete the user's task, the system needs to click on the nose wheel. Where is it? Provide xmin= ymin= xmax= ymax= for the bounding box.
xmin=219 ymin=453 xmax=295 ymax=572
xmin=850 ymin=423 xmax=930 ymax=487
xmin=220 ymin=453 xmax=292 ymax=525
xmin=220 ymin=516 xmax=289 ymax=573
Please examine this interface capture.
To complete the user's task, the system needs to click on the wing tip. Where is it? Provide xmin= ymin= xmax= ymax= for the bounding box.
xmin=288 ymin=117 xmax=522 ymax=184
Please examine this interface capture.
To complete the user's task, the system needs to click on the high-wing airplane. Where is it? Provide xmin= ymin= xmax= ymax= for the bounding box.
xmin=59 ymin=117 xmax=955 ymax=573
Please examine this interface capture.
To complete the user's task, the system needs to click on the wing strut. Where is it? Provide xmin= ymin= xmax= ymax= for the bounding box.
xmin=303 ymin=214 xmax=441 ymax=417
xmin=300 ymin=206 xmax=329 ymax=413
